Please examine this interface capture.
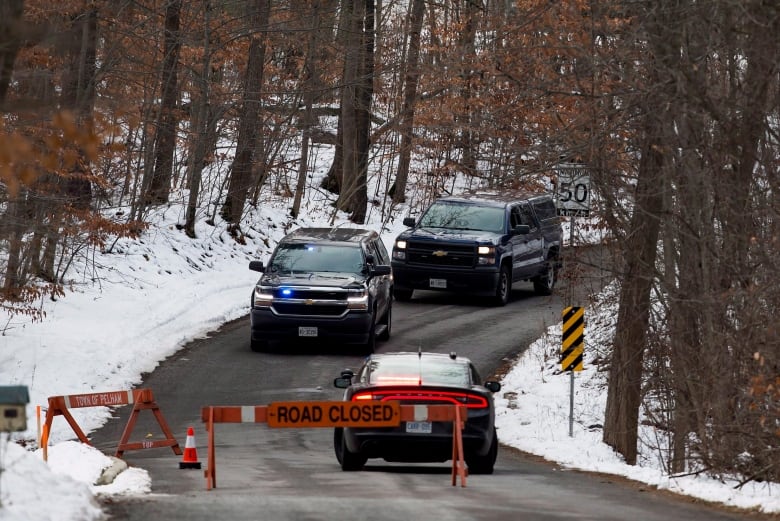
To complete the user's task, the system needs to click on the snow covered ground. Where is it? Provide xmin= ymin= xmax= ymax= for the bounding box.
xmin=1 ymin=193 xmax=778 ymax=520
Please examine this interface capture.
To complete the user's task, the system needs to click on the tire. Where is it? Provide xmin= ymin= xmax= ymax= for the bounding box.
xmin=377 ymin=300 xmax=392 ymax=341
xmin=393 ymin=288 xmax=413 ymax=301
xmin=532 ymin=259 xmax=556 ymax=296
xmin=466 ymin=427 xmax=498 ymax=475
xmin=493 ymin=264 xmax=511 ymax=306
xmin=334 ymin=428 xmax=367 ymax=471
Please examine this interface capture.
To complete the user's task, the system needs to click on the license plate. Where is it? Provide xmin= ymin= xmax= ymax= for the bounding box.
xmin=405 ymin=421 xmax=432 ymax=434
xmin=429 ymin=278 xmax=447 ymax=289
xmin=298 ymin=326 xmax=318 ymax=337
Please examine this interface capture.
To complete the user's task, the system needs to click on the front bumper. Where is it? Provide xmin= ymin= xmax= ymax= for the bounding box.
xmin=250 ymin=307 xmax=373 ymax=344
xmin=391 ymin=263 xmax=500 ymax=296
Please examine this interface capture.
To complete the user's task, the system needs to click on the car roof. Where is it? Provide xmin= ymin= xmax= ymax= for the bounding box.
xmin=437 ymin=188 xmax=552 ymax=208
xmin=280 ymin=227 xmax=378 ymax=245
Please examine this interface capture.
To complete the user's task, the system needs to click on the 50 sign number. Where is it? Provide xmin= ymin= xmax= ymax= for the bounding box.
xmin=559 ymin=180 xmax=588 ymax=204
xmin=555 ymin=166 xmax=590 ymax=217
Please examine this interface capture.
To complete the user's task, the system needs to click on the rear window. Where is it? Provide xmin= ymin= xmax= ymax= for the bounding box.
xmin=367 ymin=357 xmax=470 ymax=387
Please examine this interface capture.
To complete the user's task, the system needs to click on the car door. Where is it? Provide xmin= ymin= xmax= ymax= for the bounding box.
xmin=509 ymin=202 xmax=543 ymax=278
xmin=367 ymin=238 xmax=391 ymax=316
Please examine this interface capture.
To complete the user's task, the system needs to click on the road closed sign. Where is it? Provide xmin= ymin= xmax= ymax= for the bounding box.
xmin=266 ymin=400 xmax=401 ymax=428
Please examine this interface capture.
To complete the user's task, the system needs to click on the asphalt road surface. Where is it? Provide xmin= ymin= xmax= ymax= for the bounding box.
xmin=91 ymin=250 xmax=769 ymax=521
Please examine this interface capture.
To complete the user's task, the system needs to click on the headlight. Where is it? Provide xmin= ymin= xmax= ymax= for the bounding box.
xmin=393 ymin=240 xmax=407 ymax=260
xmin=347 ymin=289 xmax=369 ymax=310
xmin=477 ymin=245 xmax=496 ymax=265
xmin=253 ymin=286 xmax=273 ymax=307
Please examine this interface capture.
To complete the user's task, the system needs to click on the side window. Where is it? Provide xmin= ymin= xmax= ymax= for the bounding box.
xmin=510 ymin=206 xmax=523 ymax=228
xmin=469 ymin=364 xmax=482 ymax=385
xmin=519 ymin=203 xmax=538 ymax=230
xmin=370 ymin=239 xmax=391 ymax=265
xmin=532 ymin=198 xmax=557 ymax=221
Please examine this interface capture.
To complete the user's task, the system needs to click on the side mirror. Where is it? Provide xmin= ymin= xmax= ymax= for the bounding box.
xmin=371 ymin=265 xmax=391 ymax=276
xmin=249 ymin=260 xmax=265 ymax=272
xmin=512 ymin=225 xmax=530 ymax=236
xmin=335 ymin=369 xmax=354 ymax=388
xmin=334 ymin=377 xmax=352 ymax=389
xmin=403 ymin=217 xmax=416 ymax=227
xmin=484 ymin=381 xmax=501 ymax=393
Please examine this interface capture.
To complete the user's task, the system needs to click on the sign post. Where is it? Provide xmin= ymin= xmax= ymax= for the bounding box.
xmin=555 ymin=163 xmax=590 ymax=437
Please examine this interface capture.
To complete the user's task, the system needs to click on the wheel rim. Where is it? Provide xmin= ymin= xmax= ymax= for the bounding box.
xmin=500 ymin=270 xmax=509 ymax=300
xmin=546 ymin=264 xmax=555 ymax=289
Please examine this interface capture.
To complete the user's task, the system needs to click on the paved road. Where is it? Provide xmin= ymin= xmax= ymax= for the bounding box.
xmin=91 ymin=252 xmax=768 ymax=521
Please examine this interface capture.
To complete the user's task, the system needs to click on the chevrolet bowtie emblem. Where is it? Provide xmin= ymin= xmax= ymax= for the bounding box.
xmin=432 ymin=250 xmax=448 ymax=257
xmin=305 ymin=299 xmax=314 ymax=305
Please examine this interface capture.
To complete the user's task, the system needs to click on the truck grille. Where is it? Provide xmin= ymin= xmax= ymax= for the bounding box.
xmin=270 ymin=286 xmax=350 ymax=317
xmin=272 ymin=288 xmax=347 ymax=300
xmin=271 ymin=302 xmax=347 ymax=317
xmin=406 ymin=240 xmax=476 ymax=267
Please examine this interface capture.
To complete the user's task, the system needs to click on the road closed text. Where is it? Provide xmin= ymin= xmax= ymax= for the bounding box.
xmin=267 ymin=401 xmax=400 ymax=428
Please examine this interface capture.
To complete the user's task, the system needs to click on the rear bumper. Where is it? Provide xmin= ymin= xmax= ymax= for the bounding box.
xmin=343 ymin=413 xmax=494 ymax=461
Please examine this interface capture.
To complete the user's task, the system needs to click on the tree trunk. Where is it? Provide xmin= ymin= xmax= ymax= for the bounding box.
xmin=351 ymin=0 xmax=375 ymax=224
xmin=185 ymin=0 xmax=214 ymax=238
xmin=456 ymin=0 xmax=478 ymax=177
xmin=147 ymin=0 xmax=182 ymax=205
xmin=0 ymin=0 xmax=24 ymax=107
xmin=291 ymin=1 xmax=322 ymax=219
xmin=602 ymin=113 xmax=666 ymax=465
xmin=336 ymin=0 xmax=363 ymax=217
xmin=221 ymin=0 xmax=270 ymax=230
xmin=392 ymin=0 xmax=425 ymax=204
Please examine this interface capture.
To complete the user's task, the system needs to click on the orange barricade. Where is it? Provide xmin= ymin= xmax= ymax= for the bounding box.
xmin=43 ymin=388 xmax=182 ymax=458
xmin=200 ymin=401 xmax=467 ymax=490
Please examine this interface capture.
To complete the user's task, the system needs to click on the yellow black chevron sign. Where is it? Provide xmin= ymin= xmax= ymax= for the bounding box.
xmin=561 ymin=306 xmax=584 ymax=372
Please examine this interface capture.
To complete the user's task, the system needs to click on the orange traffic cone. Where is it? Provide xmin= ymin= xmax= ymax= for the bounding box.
xmin=179 ymin=426 xmax=201 ymax=469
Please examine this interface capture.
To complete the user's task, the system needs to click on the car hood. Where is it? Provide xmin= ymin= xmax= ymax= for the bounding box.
xmin=399 ymin=227 xmax=504 ymax=244
xmin=260 ymin=272 xmax=366 ymax=287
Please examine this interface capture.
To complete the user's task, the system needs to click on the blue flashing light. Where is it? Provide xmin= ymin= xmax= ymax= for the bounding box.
xmin=281 ymin=288 xmax=292 ymax=297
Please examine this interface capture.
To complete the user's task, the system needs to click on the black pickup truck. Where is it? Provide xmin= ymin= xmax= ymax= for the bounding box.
xmin=248 ymin=227 xmax=393 ymax=353
xmin=390 ymin=189 xmax=563 ymax=306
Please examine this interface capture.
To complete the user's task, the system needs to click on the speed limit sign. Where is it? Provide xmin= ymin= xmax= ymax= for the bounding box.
xmin=555 ymin=165 xmax=590 ymax=217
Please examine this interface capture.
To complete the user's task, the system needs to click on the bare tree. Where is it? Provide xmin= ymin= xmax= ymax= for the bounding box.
xmin=291 ymin=0 xmax=323 ymax=219
xmin=145 ymin=0 xmax=183 ymax=205
xmin=221 ymin=0 xmax=271 ymax=233
xmin=391 ymin=0 xmax=425 ymax=204
xmin=0 ymin=0 xmax=25 ymax=107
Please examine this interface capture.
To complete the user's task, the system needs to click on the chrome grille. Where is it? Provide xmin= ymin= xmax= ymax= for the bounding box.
xmin=406 ymin=240 xmax=476 ymax=267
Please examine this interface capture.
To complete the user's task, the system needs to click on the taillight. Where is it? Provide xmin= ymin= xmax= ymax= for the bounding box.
xmin=351 ymin=389 xmax=488 ymax=409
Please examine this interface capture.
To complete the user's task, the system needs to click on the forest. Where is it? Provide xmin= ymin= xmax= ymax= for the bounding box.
xmin=0 ymin=0 xmax=777 ymax=484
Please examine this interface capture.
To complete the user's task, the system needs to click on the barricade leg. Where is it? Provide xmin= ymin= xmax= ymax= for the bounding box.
xmin=451 ymin=405 xmax=467 ymax=487
xmin=206 ymin=407 xmax=216 ymax=490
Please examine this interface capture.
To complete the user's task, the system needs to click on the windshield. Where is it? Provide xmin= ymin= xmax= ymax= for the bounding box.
xmin=419 ymin=201 xmax=505 ymax=233
xmin=269 ymin=244 xmax=365 ymax=274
